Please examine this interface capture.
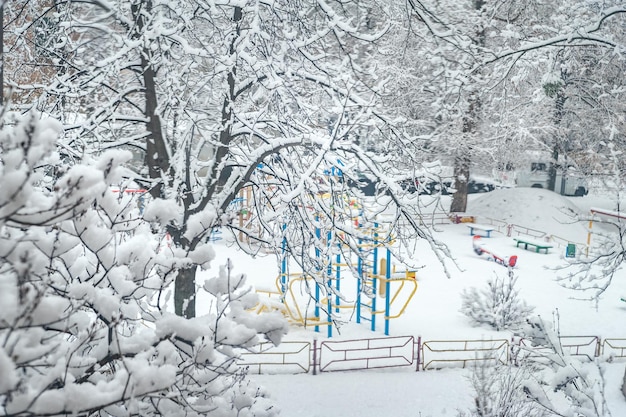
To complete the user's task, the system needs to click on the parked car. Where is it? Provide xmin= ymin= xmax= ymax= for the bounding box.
xmin=349 ymin=174 xmax=497 ymax=197
xmin=404 ymin=177 xmax=496 ymax=195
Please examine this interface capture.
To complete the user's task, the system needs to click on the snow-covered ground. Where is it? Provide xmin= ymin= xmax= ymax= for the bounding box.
xmin=202 ymin=187 xmax=626 ymax=416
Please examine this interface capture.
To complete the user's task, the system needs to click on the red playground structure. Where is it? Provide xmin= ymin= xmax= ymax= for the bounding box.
xmin=472 ymin=236 xmax=517 ymax=268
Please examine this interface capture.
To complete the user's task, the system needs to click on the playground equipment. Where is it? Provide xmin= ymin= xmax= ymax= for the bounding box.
xmin=355 ymin=223 xmax=418 ymax=336
xmin=586 ymin=207 xmax=626 ymax=253
xmin=252 ymin=220 xmax=418 ymax=337
xmin=110 ymin=187 xmax=148 ymax=214
xmin=472 ymin=236 xmax=518 ymax=267
xmin=247 ymin=157 xmax=419 ymax=336
xmin=252 ymin=273 xmax=336 ymax=330
xmin=357 ymin=253 xmax=418 ymax=336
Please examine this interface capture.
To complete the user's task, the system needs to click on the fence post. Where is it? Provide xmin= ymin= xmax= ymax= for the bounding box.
xmin=312 ymin=338 xmax=317 ymax=375
xmin=415 ymin=336 xmax=421 ymax=372
xmin=511 ymin=336 xmax=515 ymax=366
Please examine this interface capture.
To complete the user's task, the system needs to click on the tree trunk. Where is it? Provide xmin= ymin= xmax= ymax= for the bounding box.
xmin=131 ymin=1 xmax=170 ymax=200
xmin=450 ymin=1 xmax=483 ymax=214
xmin=142 ymin=52 xmax=170 ymax=199
xmin=175 ymin=265 xmax=197 ymax=318
xmin=547 ymin=146 xmax=559 ymax=192
xmin=450 ymin=154 xmax=470 ymax=213
xmin=622 ymin=367 xmax=626 ymax=399
xmin=548 ymin=81 xmax=567 ymax=193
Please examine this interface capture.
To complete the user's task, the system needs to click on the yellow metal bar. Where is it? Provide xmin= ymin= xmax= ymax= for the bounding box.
xmin=385 ymin=280 xmax=418 ymax=319
xmin=586 ymin=215 xmax=594 ymax=256
xmin=364 ymin=277 xmax=418 ymax=318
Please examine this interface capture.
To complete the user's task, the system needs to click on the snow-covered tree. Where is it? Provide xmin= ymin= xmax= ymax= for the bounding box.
xmin=0 ymin=111 xmax=288 ymax=416
xmin=402 ymin=1 xmax=626 ymax=208
xmin=460 ymin=269 xmax=534 ymax=331
xmin=9 ymin=0 xmax=454 ymax=321
xmin=481 ymin=1 xmax=626 ymax=184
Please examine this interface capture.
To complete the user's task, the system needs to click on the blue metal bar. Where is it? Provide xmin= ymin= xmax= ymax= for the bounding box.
xmin=327 ymin=231 xmax=332 ymax=337
xmin=281 ymin=223 xmax=287 ymax=294
xmin=315 ymin=222 xmax=321 ymax=333
xmin=371 ymin=245 xmax=378 ymax=332
xmin=335 ymin=250 xmax=341 ymax=313
xmin=356 ymin=238 xmax=362 ymax=324
xmin=371 ymin=223 xmax=379 ymax=332
xmin=385 ymin=247 xmax=392 ymax=335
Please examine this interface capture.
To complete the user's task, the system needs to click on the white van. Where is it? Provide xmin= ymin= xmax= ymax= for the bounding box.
xmin=495 ymin=158 xmax=588 ymax=197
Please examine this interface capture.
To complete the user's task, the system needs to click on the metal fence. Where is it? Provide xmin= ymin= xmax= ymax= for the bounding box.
xmin=319 ymin=335 xmax=415 ymax=372
xmin=239 ymin=341 xmax=311 ymax=374
xmin=421 ymin=339 xmax=509 ymax=370
xmin=239 ymin=334 xmax=626 ymax=375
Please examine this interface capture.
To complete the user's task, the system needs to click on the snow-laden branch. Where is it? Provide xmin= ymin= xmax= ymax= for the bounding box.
xmin=482 ymin=7 xmax=626 ymax=66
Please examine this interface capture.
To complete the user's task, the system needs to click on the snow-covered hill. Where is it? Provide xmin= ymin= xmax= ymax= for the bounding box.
xmin=468 ymin=187 xmax=589 ymax=243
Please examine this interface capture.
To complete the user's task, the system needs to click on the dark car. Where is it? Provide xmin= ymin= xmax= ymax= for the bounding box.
xmin=413 ymin=178 xmax=496 ymax=195
xmin=349 ymin=175 xmax=497 ymax=197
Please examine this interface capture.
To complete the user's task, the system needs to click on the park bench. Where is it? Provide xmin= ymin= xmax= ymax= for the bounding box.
xmin=513 ymin=237 xmax=553 ymax=254
xmin=466 ymin=223 xmax=495 ymax=238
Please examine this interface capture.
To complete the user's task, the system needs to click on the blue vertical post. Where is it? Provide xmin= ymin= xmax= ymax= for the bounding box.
xmin=281 ymin=223 xmax=288 ymax=294
xmin=314 ymin=222 xmax=321 ymax=333
xmin=335 ymin=249 xmax=341 ymax=313
xmin=356 ymin=239 xmax=362 ymax=324
xmin=371 ymin=223 xmax=380 ymax=332
xmin=384 ymin=247 xmax=392 ymax=336
xmin=326 ymin=230 xmax=332 ymax=337
xmin=371 ymin=245 xmax=378 ymax=332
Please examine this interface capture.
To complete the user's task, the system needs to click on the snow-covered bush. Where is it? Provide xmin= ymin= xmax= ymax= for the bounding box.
xmin=460 ymin=315 xmax=613 ymax=417
xmin=460 ymin=269 xmax=534 ymax=331
xmin=459 ymin=359 xmax=548 ymax=417
xmin=518 ymin=317 xmax=611 ymax=417
xmin=0 ymin=112 xmax=288 ymax=416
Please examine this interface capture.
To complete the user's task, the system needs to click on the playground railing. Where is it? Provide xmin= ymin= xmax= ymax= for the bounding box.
xmin=238 ymin=334 xmax=626 ymax=375
xmin=559 ymin=335 xmax=601 ymax=359
xmin=411 ymin=212 xmax=453 ymax=226
xmin=548 ymin=233 xmax=588 ymax=253
xmin=421 ymin=339 xmax=509 ymax=371
xmin=507 ymin=223 xmax=546 ymax=239
xmin=601 ymin=338 xmax=626 ymax=359
xmin=516 ymin=336 xmax=600 ymax=362
xmin=318 ymin=335 xmax=415 ymax=372
xmin=239 ymin=341 xmax=311 ymax=374
xmin=477 ymin=217 xmax=509 ymax=234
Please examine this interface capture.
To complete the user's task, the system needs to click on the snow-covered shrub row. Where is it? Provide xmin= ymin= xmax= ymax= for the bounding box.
xmin=0 ymin=112 xmax=287 ymax=416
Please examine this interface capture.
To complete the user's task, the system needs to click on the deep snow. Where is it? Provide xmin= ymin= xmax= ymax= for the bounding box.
xmin=202 ymin=187 xmax=626 ymax=416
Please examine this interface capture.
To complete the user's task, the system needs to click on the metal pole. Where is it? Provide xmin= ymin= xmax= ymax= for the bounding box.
xmin=312 ymin=339 xmax=317 ymax=375
xmin=281 ymin=223 xmax=287 ymax=294
xmin=314 ymin=221 xmax=321 ymax=333
xmin=415 ymin=336 xmax=421 ymax=371
xmin=356 ymin=238 xmax=362 ymax=324
xmin=335 ymin=250 xmax=340 ymax=313
xmin=384 ymin=247 xmax=391 ymax=335
xmin=371 ymin=246 xmax=377 ymax=331
xmin=326 ymin=230 xmax=332 ymax=338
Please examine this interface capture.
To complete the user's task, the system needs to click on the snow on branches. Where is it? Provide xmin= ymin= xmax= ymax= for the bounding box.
xmin=0 ymin=112 xmax=287 ymax=416
xmin=460 ymin=269 xmax=534 ymax=331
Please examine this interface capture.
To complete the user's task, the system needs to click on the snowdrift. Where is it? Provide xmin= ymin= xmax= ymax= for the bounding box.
xmin=468 ymin=187 xmax=589 ymax=243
